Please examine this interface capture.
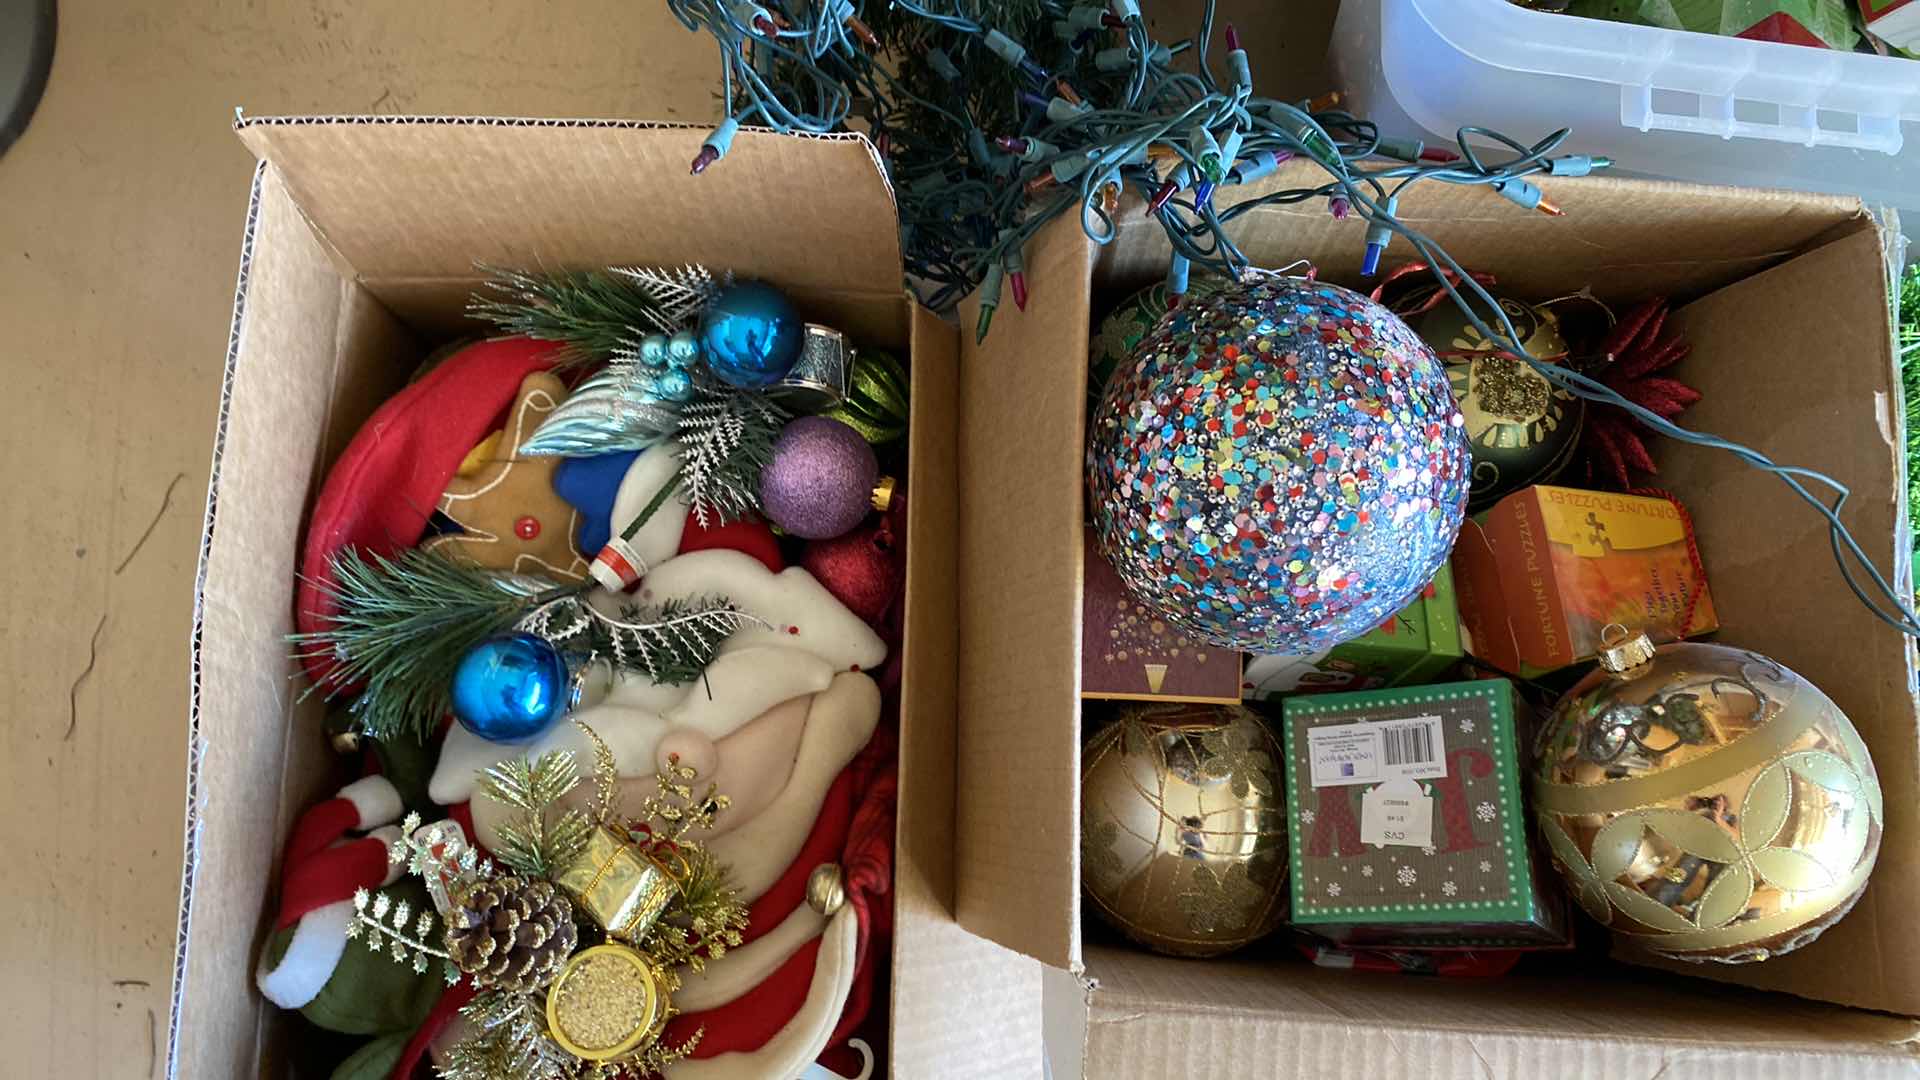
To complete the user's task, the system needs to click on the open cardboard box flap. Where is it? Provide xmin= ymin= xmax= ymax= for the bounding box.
xmin=955 ymin=161 xmax=1920 ymax=1071
xmin=171 ymin=118 xmax=1042 ymax=1079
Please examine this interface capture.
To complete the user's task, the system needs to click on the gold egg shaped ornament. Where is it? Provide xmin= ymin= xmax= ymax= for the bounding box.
xmin=1416 ymin=295 xmax=1584 ymax=513
xmin=1533 ymin=627 xmax=1883 ymax=963
xmin=1081 ymin=703 xmax=1289 ymax=958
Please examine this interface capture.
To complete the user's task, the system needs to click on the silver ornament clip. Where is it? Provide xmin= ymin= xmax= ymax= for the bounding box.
xmin=770 ymin=324 xmax=852 ymax=412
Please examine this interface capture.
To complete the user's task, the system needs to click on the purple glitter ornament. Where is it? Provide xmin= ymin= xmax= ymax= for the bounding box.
xmin=762 ymin=416 xmax=879 ymax=539
xmin=1086 ymin=276 xmax=1470 ymax=653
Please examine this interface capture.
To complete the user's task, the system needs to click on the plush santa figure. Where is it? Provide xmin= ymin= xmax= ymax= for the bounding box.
xmin=282 ymin=338 xmax=894 ymax=1080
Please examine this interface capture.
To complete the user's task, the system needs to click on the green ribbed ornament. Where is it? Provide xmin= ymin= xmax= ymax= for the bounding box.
xmin=822 ymin=347 xmax=910 ymax=444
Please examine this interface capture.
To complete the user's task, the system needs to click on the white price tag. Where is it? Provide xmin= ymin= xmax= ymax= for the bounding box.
xmin=1306 ymin=714 xmax=1447 ymax=787
xmin=1360 ymin=778 xmax=1434 ymax=848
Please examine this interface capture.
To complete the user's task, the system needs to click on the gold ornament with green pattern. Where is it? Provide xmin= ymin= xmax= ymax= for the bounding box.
xmin=1416 ymin=294 xmax=1583 ymax=512
xmin=1533 ymin=626 xmax=1882 ymax=964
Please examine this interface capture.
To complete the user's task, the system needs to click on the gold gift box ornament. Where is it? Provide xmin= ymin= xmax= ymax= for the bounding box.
xmin=546 ymin=826 xmax=688 ymax=1062
xmin=554 ymin=825 xmax=686 ymax=943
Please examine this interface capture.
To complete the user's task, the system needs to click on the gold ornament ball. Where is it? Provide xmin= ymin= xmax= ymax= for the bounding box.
xmin=807 ymin=862 xmax=847 ymax=917
xmin=1533 ymin=628 xmax=1883 ymax=964
xmin=1415 ymin=294 xmax=1583 ymax=512
xmin=1081 ymin=703 xmax=1289 ymax=958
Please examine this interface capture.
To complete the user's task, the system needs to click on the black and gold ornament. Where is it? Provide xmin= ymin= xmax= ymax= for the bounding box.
xmin=1416 ymin=296 xmax=1584 ymax=512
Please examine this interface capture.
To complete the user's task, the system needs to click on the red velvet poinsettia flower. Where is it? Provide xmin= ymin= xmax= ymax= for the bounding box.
xmin=1580 ymin=297 xmax=1702 ymax=489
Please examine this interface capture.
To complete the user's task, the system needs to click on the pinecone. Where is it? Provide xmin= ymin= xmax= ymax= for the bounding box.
xmin=446 ymin=876 xmax=578 ymax=992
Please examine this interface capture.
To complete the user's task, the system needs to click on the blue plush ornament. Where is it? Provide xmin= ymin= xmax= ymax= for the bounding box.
xmin=699 ymin=281 xmax=804 ymax=388
xmin=450 ymin=632 xmax=573 ymax=743
xmin=553 ymin=451 xmax=641 ymax=555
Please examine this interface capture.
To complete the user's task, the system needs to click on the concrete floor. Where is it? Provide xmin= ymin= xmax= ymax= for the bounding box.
xmin=0 ymin=2 xmax=1333 ymax=1074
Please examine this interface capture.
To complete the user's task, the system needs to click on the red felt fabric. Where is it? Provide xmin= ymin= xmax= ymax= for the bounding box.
xmin=295 ymin=337 xmax=561 ymax=688
xmin=277 ymin=836 xmax=390 ymax=930
xmin=677 ymin=516 xmax=785 ymax=573
xmin=390 ymin=978 xmax=476 ymax=1080
xmin=283 ymin=797 xmax=360 ymax=869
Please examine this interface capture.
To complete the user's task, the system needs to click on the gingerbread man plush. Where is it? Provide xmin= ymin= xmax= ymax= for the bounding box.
xmin=421 ymin=371 xmax=590 ymax=580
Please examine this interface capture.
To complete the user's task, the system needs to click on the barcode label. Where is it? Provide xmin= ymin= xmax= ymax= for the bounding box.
xmin=1382 ymin=722 xmax=1435 ymax=767
xmin=1307 ymin=714 xmax=1447 ymax=787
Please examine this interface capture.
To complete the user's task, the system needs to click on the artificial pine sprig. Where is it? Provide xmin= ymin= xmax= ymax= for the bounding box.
xmin=476 ymin=751 xmax=595 ymax=879
xmin=296 ymin=548 xmax=564 ymax=743
xmin=297 ymin=549 xmax=758 ymax=743
xmin=469 ymin=265 xmax=678 ymax=368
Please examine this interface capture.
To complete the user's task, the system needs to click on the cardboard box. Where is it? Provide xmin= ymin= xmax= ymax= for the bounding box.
xmin=1452 ymin=485 xmax=1717 ymax=674
xmin=1243 ymin=564 xmax=1464 ymax=699
xmin=956 ymin=162 xmax=1920 ymax=1075
xmin=168 ymin=118 xmax=1042 ymax=1079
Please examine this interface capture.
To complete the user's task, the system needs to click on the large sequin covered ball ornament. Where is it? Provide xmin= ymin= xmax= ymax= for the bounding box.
xmin=1534 ymin=628 xmax=1882 ymax=963
xmin=1087 ymin=277 xmax=1471 ymax=653
xmin=1081 ymin=703 xmax=1289 ymax=958
xmin=1415 ymin=294 xmax=1584 ymax=512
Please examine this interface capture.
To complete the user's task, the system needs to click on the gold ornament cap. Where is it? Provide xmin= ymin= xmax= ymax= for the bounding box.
xmin=546 ymin=944 xmax=670 ymax=1062
xmin=806 ymin=863 xmax=846 ymax=917
xmin=1596 ymin=623 xmax=1657 ymax=681
xmin=871 ymin=475 xmax=897 ymax=512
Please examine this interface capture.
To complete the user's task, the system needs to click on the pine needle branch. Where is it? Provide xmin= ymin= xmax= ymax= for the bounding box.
xmin=476 ymin=751 xmax=593 ymax=879
xmin=293 ymin=548 xmax=575 ymax=743
xmin=468 ymin=265 xmax=678 ymax=368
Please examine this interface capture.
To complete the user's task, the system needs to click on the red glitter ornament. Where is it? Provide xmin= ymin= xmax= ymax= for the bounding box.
xmin=1579 ymin=297 xmax=1702 ymax=490
xmin=801 ymin=519 xmax=902 ymax=626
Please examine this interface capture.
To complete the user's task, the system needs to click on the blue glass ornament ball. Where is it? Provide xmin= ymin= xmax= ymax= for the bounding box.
xmin=450 ymin=632 xmax=571 ymax=743
xmin=636 ymin=334 xmax=671 ymax=368
xmin=699 ymin=281 xmax=804 ymax=388
xmin=666 ymin=330 xmax=702 ymax=370
xmin=654 ymin=368 xmax=694 ymax=402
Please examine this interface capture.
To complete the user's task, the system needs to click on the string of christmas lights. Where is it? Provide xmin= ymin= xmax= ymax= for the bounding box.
xmin=667 ymin=0 xmax=1920 ymax=639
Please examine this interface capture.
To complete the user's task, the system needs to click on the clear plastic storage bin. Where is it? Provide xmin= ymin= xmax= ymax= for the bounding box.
xmin=1329 ymin=0 xmax=1920 ymax=225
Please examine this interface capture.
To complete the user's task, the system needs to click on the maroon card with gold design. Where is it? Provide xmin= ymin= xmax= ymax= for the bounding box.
xmin=1081 ymin=529 xmax=1243 ymax=704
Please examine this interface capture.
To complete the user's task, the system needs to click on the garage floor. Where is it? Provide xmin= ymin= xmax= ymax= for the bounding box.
xmin=0 ymin=2 xmax=1334 ymax=1074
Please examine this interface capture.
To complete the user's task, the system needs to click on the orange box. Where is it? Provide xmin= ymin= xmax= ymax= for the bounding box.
xmin=1449 ymin=485 xmax=1717 ymax=675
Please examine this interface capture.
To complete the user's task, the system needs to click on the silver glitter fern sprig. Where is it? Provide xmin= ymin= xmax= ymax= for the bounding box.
xmin=676 ymin=383 xmax=786 ymax=529
xmin=614 ymin=263 xmax=731 ymax=328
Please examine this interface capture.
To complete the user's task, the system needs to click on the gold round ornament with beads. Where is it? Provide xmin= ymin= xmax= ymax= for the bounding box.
xmin=1080 ymin=703 xmax=1288 ymax=958
xmin=1533 ymin=626 xmax=1882 ymax=963
xmin=1416 ymin=294 xmax=1583 ymax=512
